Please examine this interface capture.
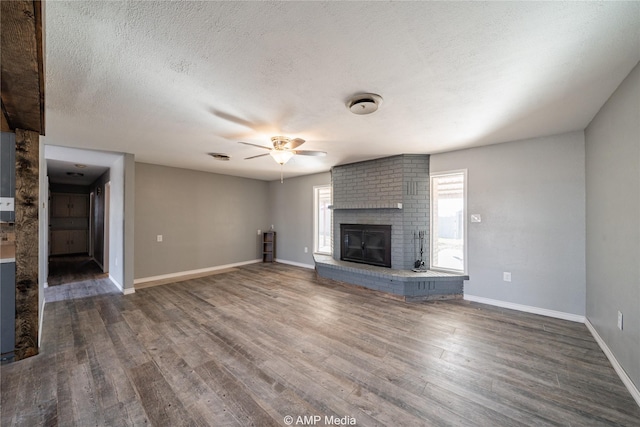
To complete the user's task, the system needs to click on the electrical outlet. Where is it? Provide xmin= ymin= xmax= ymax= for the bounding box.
xmin=618 ymin=311 xmax=623 ymax=330
xmin=304 ymin=247 xmax=308 ymax=253
xmin=157 ymin=235 xmax=163 ymax=242
xmin=257 ymin=229 xmax=261 ymax=235
xmin=503 ymin=272 xmax=512 ymax=282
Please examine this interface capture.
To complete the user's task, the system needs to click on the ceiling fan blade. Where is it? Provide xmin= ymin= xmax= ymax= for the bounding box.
xmin=286 ymin=138 xmax=306 ymax=149
xmin=238 ymin=141 xmax=272 ymax=150
xmin=244 ymin=153 xmax=271 ymax=160
xmin=292 ymin=150 xmax=326 ymax=157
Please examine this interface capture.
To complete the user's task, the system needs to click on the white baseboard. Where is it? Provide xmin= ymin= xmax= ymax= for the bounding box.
xmin=109 ymin=274 xmax=124 ymax=291
xmin=38 ymin=297 xmax=45 ymax=347
xmin=133 ymin=259 xmax=262 ymax=285
xmin=275 ymin=258 xmax=315 ymax=270
xmin=585 ymin=319 xmax=640 ymax=407
xmin=463 ymin=294 xmax=586 ymax=323
xmin=464 ymin=294 xmax=639 ymax=407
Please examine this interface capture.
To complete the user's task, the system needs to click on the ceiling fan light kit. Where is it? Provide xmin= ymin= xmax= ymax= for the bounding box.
xmin=237 ymin=135 xmax=327 ymax=183
xmin=269 ymin=150 xmax=294 ymax=165
xmin=347 ymin=93 xmax=383 ymax=115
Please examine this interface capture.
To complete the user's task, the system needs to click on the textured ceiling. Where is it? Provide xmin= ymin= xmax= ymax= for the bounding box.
xmin=45 ymin=145 xmax=121 ymax=185
xmin=44 ymin=1 xmax=640 ymax=181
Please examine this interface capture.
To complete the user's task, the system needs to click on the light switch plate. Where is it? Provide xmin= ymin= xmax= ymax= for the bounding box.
xmin=470 ymin=214 xmax=481 ymax=223
xmin=503 ymin=272 xmax=512 ymax=282
xmin=157 ymin=235 xmax=163 ymax=242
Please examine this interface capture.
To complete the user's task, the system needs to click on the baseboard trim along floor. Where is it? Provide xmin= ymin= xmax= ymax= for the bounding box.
xmin=585 ymin=318 xmax=640 ymax=407
xmin=133 ymin=259 xmax=262 ymax=286
xmin=463 ymin=294 xmax=585 ymax=323
xmin=464 ymin=294 xmax=639 ymax=408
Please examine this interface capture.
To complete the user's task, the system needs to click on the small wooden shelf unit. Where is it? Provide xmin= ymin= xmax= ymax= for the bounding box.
xmin=262 ymin=231 xmax=276 ymax=263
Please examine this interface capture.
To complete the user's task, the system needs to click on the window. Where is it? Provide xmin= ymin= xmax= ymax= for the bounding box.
xmin=430 ymin=171 xmax=466 ymax=273
xmin=314 ymin=185 xmax=332 ymax=254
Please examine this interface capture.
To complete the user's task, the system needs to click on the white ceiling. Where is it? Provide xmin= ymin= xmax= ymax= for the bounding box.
xmin=46 ymin=159 xmax=108 ymax=186
xmin=44 ymin=1 xmax=640 ymax=182
xmin=45 ymin=145 xmax=121 ymax=185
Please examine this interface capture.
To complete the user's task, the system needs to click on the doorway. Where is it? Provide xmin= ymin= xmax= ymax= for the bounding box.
xmin=104 ymin=181 xmax=110 ymax=274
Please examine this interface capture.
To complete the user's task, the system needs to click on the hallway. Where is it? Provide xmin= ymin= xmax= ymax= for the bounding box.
xmin=47 ymin=255 xmax=106 ymax=287
xmin=45 ymin=255 xmax=116 ymax=303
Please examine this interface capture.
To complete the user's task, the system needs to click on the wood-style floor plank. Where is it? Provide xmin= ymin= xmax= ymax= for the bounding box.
xmin=2 ymin=263 xmax=639 ymax=426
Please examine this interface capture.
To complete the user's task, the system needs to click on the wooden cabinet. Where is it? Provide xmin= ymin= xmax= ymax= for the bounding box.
xmin=50 ymin=192 xmax=89 ymax=256
xmin=50 ymin=230 xmax=87 ymax=255
xmin=51 ymin=194 xmax=88 ymax=218
xmin=262 ymin=231 xmax=276 ymax=263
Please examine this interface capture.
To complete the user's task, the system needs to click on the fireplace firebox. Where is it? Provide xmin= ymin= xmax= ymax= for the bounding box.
xmin=340 ymin=224 xmax=392 ymax=268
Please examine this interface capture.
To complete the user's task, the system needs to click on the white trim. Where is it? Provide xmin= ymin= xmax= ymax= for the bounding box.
xmin=585 ymin=318 xmax=640 ymax=407
xmin=133 ymin=259 xmax=262 ymax=285
xmin=38 ymin=297 xmax=45 ymax=347
xmin=463 ymin=294 xmax=585 ymax=323
xmin=109 ymin=274 xmax=123 ymax=291
xmin=430 ymin=169 xmax=467 ymax=274
xmin=313 ymin=184 xmax=332 ymax=255
xmin=275 ymin=258 xmax=315 ymax=269
xmin=110 ymin=274 xmax=135 ymax=294
xmin=43 ymin=281 xmax=48 ymax=288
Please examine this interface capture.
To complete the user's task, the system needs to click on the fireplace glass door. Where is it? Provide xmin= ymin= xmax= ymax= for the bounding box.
xmin=341 ymin=224 xmax=391 ymax=268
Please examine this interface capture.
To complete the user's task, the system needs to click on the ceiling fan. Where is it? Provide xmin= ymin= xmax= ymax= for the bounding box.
xmin=239 ymin=136 xmax=326 ymax=182
xmin=239 ymin=136 xmax=326 ymax=164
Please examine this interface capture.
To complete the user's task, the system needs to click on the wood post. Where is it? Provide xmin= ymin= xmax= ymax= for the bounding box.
xmin=14 ymin=128 xmax=39 ymax=360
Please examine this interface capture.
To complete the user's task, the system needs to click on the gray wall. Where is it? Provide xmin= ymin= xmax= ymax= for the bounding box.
xmin=135 ymin=163 xmax=270 ymax=279
xmin=431 ymin=131 xmax=586 ymax=316
xmin=268 ymin=172 xmax=331 ymax=267
xmin=585 ymin=61 xmax=639 ymax=389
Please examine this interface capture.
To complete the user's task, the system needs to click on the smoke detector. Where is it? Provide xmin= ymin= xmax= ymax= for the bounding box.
xmin=347 ymin=93 xmax=383 ymax=115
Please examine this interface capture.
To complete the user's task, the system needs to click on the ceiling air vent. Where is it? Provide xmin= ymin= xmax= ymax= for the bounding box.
xmin=209 ymin=153 xmax=231 ymax=161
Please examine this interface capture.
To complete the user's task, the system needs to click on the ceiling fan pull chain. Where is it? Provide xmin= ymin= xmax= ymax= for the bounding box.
xmin=280 ymin=165 xmax=284 ymax=184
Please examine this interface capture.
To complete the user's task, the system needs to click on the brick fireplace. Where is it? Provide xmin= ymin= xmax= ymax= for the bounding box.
xmin=314 ymin=154 xmax=468 ymax=301
xmin=331 ymin=154 xmax=430 ymax=270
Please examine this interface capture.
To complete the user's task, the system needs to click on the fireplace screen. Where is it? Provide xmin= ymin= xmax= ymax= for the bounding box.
xmin=340 ymin=224 xmax=391 ymax=268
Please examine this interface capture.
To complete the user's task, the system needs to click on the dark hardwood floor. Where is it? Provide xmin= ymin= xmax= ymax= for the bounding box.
xmin=2 ymin=263 xmax=639 ymax=426
xmin=47 ymin=255 xmax=107 ymax=287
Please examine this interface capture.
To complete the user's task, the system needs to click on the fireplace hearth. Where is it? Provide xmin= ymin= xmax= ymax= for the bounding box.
xmin=340 ymin=224 xmax=391 ymax=268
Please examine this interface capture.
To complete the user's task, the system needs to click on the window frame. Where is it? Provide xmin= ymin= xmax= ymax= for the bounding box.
xmin=313 ymin=185 xmax=332 ymax=255
xmin=430 ymin=169 xmax=467 ymax=274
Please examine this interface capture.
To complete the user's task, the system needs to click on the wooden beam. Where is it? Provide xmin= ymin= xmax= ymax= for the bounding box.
xmin=14 ymin=128 xmax=39 ymax=360
xmin=1 ymin=102 xmax=11 ymax=132
xmin=0 ymin=1 xmax=45 ymax=134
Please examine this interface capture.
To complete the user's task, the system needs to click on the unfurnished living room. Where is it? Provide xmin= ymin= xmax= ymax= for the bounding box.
xmin=1 ymin=1 xmax=639 ymax=425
